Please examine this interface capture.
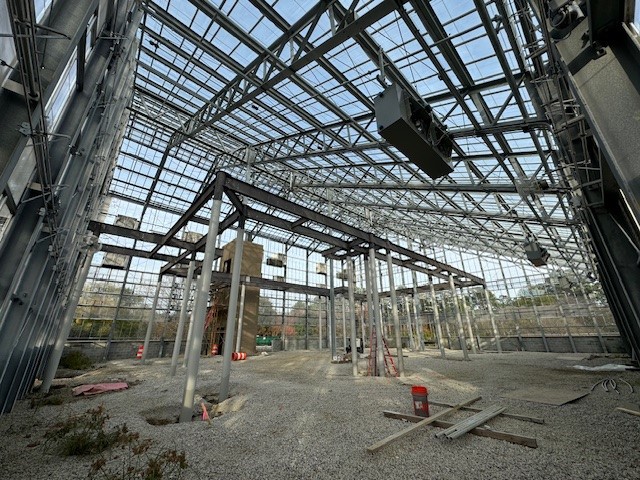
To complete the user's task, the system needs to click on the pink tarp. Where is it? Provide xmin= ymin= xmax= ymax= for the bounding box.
xmin=72 ymin=382 xmax=128 ymax=396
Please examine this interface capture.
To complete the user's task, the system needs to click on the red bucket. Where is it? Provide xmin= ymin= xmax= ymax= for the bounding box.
xmin=411 ymin=385 xmax=429 ymax=417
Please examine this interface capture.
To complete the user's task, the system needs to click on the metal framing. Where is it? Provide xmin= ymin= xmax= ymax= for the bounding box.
xmin=1 ymin=0 xmax=639 ymax=413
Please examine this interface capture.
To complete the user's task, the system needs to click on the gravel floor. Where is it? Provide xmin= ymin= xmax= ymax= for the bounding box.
xmin=0 ymin=349 xmax=639 ymax=479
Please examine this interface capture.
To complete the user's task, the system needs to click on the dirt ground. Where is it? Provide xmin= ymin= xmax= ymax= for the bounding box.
xmin=0 ymin=348 xmax=639 ymax=479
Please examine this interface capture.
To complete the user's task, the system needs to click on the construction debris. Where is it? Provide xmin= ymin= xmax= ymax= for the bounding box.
xmin=428 ymin=399 xmax=544 ymax=424
xmin=383 ymin=411 xmax=538 ymax=448
xmin=434 ymin=405 xmax=506 ymax=439
xmin=71 ymin=382 xmax=128 ymax=396
xmin=615 ymin=407 xmax=640 ymax=418
xmin=590 ymin=378 xmax=633 ymax=394
xmin=366 ymin=396 xmax=481 ymax=453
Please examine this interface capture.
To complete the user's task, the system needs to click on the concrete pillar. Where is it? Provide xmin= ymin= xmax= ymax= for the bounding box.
xmin=170 ymin=258 xmax=195 ymax=376
xmin=220 ymin=226 xmax=245 ymax=401
xmin=179 ymin=196 xmax=222 ymax=423
xmin=141 ymin=279 xmax=163 ymax=364
xmin=42 ymin=241 xmax=99 ymax=392
xmin=428 ymin=276 xmax=446 ymax=358
xmin=347 ymin=258 xmax=358 ymax=376
xmin=449 ymin=274 xmax=470 ymax=361
xmin=386 ymin=249 xmax=405 ymax=376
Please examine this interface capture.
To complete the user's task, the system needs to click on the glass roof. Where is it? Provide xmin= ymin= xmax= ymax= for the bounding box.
xmin=107 ymin=0 xmax=596 ymax=276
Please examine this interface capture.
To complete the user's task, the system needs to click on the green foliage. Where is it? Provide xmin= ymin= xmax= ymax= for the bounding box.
xmin=59 ymin=351 xmax=93 ymax=370
xmin=44 ymin=405 xmax=126 ymax=456
xmin=89 ymin=432 xmax=188 ymax=480
xmin=44 ymin=405 xmax=189 ymax=479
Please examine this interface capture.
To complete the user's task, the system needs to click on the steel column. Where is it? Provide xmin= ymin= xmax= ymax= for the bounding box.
xmin=179 ymin=194 xmax=223 ymax=423
xmin=41 ymin=240 xmax=99 ymax=392
xmin=449 ymin=274 xmax=469 ymax=361
xmin=170 ymin=258 xmax=195 ymax=376
xmin=219 ymin=226 xmax=245 ymax=402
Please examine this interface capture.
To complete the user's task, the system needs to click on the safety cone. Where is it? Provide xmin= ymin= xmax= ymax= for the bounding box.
xmin=201 ymin=402 xmax=211 ymax=424
xmin=136 ymin=345 xmax=144 ymax=359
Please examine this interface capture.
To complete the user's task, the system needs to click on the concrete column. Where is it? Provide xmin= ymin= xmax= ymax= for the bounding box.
xmin=428 ymin=276 xmax=446 ymax=358
xmin=235 ymin=283 xmax=247 ymax=352
xmin=449 ymin=274 xmax=470 ymax=361
xmin=179 ymin=196 xmax=222 ymax=423
xmin=170 ymin=258 xmax=195 ymax=376
xmin=386 ymin=249 xmax=405 ymax=376
xmin=220 ymin=226 xmax=245 ymax=401
xmin=42 ymin=241 xmax=99 ymax=392
xmin=459 ymin=287 xmax=478 ymax=354
xmin=141 ymin=279 xmax=163 ymax=364
xmin=368 ymin=249 xmax=384 ymax=375
xmin=347 ymin=258 xmax=358 ymax=376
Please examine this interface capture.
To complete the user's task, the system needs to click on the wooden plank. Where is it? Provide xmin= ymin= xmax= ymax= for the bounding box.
xmin=428 ymin=400 xmax=545 ymax=424
xmin=615 ymin=407 xmax=640 ymax=418
xmin=435 ymin=405 xmax=506 ymax=439
xmin=383 ymin=411 xmax=538 ymax=448
xmin=366 ymin=396 xmax=481 ymax=453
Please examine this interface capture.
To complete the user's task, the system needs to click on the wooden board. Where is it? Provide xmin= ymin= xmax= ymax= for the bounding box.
xmin=429 ymin=400 xmax=545 ymax=424
xmin=502 ymin=387 xmax=588 ymax=406
xmin=435 ymin=405 xmax=506 ymax=439
xmin=616 ymin=407 xmax=640 ymax=418
xmin=366 ymin=396 xmax=481 ymax=453
xmin=383 ymin=411 xmax=538 ymax=448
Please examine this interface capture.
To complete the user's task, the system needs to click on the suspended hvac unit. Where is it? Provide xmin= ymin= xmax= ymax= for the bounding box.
xmin=316 ymin=263 xmax=327 ymax=275
xmin=375 ymin=83 xmax=454 ymax=179
xmin=524 ymin=240 xmax=550 ymax=267
xmin=266 ymin=253 xmax=286 ymax=267
xmin=336 ymin=270 xmax=348 ymax=280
